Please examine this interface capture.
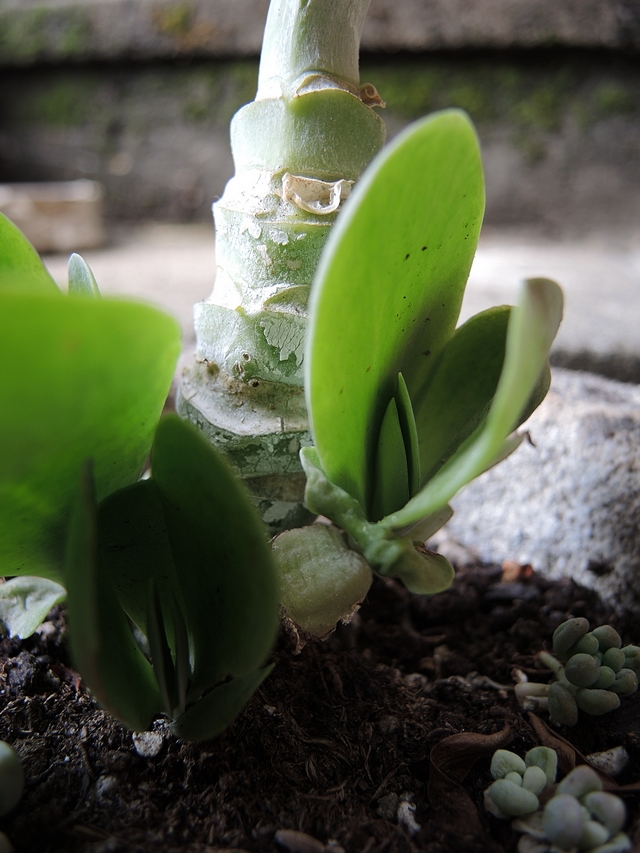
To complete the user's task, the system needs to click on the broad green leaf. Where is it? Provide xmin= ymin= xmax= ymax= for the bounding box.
xmin=0 ymin=213 xmax=59 ymax=294
xmin=65 ymin=463 xmax=162 ymax=731
xmin=415 ymin=306 xmax=511 ymax=484
xmin=68 ymin=253 xmax=100 ymax=298
xmin=0 ymin=576 xmax=66 ymax=639
xmin=0 ymin=294 xmax=181 ymax=582
xmin=370 ymin=396 xmax=409 ymax=521
xmin=385 ymin=278 xmax=563 ymax=529
xmin=396 ymin=372 xmax=420 ymax=496
xmin=149 ymin=415 xmax=279 ymax=695
xmin=306 ymin=110 xmax=485 ymax=512
xmin=172 ymin=665 xmax=274 ymax=743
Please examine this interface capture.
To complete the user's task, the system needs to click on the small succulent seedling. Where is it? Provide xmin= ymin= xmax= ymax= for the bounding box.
xmin=484 ymin=747 xmax=557 ymax=819
xmin=273 ymin=110 xmax=563 ymax=636
xmin=0 ymin=741 xmax=24 ymax=817
xmin=65 ymin=415 xmax=279 ymax=741
xmin=516 ymin=618 xmax=639 ymax=726
xmin=513 ymin=765 xmax=631 ymax=853
xmin=0 ymin=213 xmax=180 ymax=634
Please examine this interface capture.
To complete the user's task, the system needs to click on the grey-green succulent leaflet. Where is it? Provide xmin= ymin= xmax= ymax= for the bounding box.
xmin=515 ymin=618 xmax=639 ymax=726
xmin=178 ymin=0 xmax=386 ymax=534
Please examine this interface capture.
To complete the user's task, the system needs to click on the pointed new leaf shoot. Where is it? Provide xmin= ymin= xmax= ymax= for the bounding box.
xmin=146 ymin=580 xmax=178 ymax=716
xmin=306 ymin=110 xmax=484 ymax=511
xmin=396 ymin=372 xmax=420 ymax=496
xmin=0 ymin=576 xmax=66 ymax=639
xmin=0 ymin=295 xmax=180 ymax=582
xmin=385 ymin=278 xmax=563 ymax=529
xmin=0 ymin=213 xmax=59 ymax=294
xmin=68 ymin=253 xmax=100 ymax=298
xmin=65 ymin=463 xmax=162 ymax=731
xmin=149 ymin=416 xmax=279 ymax=696
xmin=173 ymin=665 xmax=274 ymax=743
xmin=370 ymin=396 xmax=410 ymax=521
xmin=172 ymin=593 xmax=191 ymax=717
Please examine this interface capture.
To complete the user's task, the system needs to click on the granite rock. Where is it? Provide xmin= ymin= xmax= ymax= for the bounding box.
xmin=445 ymin=368 xmax=640 ymax=612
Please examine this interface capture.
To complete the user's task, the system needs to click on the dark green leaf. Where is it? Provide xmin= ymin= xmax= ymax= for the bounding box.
xmin=99 ymin=479 xmax=179 ymax=635
xmin=65 ymin=462 xmax=162 ymax=731
xmin=149 ymin=416 xmax=279 ymax=695
xmin=0 ymin=576 xmax=66 ymax=639
xmin=0 ymin=294 xmax=180 ymax=582
xmin=386 ymin=278 xmax=563 ymax=528
xmin=172 ymin=666 xmax=274 ymax=743
xmin=414 ymin=306 xmax=511 ymax=484
xmin=0 ymin=213 xmax=59 ymax=294
xmin=306 ymin=110 xmax=485 ymax=511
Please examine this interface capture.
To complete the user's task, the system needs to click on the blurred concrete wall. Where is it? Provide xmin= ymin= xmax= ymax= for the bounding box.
xmin=1 ymin=0 xmax=639 ymax=233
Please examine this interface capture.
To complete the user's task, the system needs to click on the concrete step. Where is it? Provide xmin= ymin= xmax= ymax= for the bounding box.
xmin=42 ymin=223 xmax=640 ymax=383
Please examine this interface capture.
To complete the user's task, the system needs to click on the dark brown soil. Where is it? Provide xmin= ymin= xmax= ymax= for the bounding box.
xmin=1 ymin=561 xmax=639 ymax=853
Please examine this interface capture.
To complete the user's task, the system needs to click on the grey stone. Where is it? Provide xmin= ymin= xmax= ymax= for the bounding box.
xmin=444 ymin=368 xmax=640 ymax=613
xmin=132 ymin=730 xmax=164 ymax=758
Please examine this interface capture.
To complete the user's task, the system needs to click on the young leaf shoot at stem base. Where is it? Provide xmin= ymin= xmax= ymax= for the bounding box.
xmin=273 ymin=109 xmax=563 ymax=636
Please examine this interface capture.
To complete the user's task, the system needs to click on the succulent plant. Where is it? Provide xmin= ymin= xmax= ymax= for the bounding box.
xmin=515 ymin=618 xmax=639 ymax=726
xmin=512 ymin=765 xmax=631 ymax=853
xmin=484 ymin=747 xmax=558 ymax=819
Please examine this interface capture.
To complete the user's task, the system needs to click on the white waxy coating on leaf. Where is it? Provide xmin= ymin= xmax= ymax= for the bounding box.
xmin=487 ymin=779 xmax=539 ymax=817
xmin=491 ymin=749 xmax=526 ymax=780
xmin=543 ymin=794 xmax=585 ymax=848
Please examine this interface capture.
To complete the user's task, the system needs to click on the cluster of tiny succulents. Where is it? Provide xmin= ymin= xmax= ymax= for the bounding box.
xmin=516 ymin=618 xmax=640 ymax=726
xmin=485 ymin=748 xmax=631 ymax=853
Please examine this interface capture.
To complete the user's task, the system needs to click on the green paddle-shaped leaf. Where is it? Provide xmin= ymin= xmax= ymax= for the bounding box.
xmin=0 ymin=213 xmax=59 ymax=294
xmin=306 ymin=110 xmax=485 ymax=512
xmin=0 ymin=294 xmax=181 ymax=582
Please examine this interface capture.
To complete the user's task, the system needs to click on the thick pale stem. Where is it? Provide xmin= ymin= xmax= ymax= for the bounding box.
xmin=180 ymin=0 xmax=384 ymax=534
xmin=257 ymin=0 xmax=371 ymax=98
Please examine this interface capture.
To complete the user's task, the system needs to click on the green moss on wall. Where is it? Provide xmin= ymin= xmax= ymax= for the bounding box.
xmin=363 ymin=56 xmax=639 ymax=162
xmin=0 ymin=7 xmax=91 ymax=64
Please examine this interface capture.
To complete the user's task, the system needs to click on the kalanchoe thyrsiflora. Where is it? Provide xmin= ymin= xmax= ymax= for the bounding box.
xmin=515 ymin=618 xmax=639 ymax=726
xmin=512 ymin=765 xmax=631 ymax=853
